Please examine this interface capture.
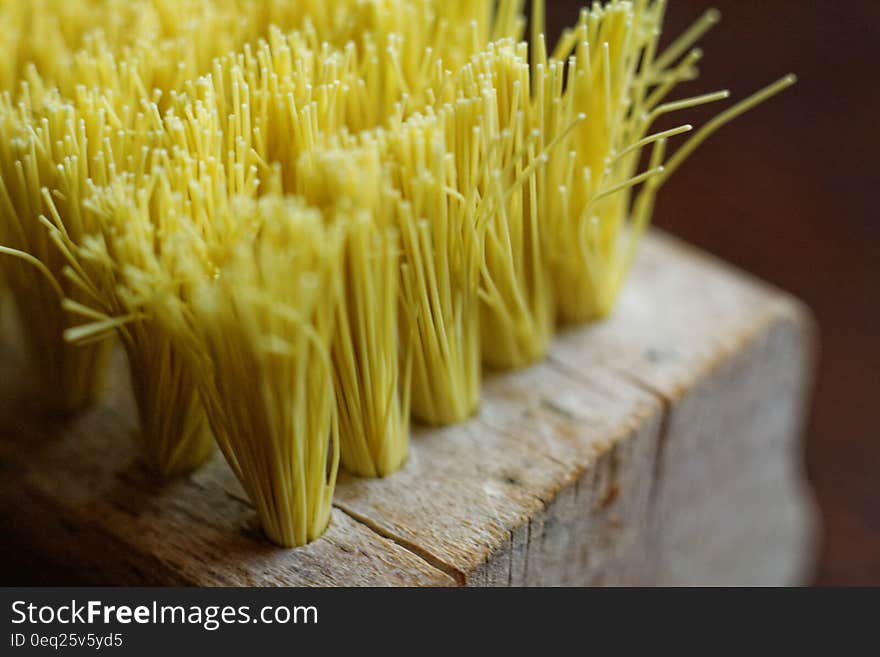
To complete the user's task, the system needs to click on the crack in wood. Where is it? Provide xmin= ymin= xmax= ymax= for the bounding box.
xmin=333 ymin=503 xmax=466 ymax=586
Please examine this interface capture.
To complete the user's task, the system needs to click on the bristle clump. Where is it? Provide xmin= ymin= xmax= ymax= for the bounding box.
xmin=161 ymin=194 xmax=344 ymax=547
xmin=379 ymin=108 xmax=485 ymax=425
xmin=296 ymin=147 xmax=410 ymax=478
xmin=0 ymin=89 xmax=120 ymax=412
xmin=532 ymin=1 xmax=795 ymax=322
xmin=55 ymin=167 xmax=216 ymax=476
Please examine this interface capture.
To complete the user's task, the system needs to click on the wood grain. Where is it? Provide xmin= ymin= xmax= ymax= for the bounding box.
xmin=0 ymin=231 xmax=818 ymax=586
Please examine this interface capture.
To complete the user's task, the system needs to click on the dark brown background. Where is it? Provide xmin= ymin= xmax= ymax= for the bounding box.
xmin=543 ymin=0 xmax=879 ymax=585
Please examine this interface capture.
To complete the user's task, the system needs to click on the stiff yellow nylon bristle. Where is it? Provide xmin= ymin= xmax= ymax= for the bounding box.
xmin=0 ymin=88 xmax=125 ymax=411
xmin=51 ymin=167 xmax=215 ymax=476
xmin=296 ymin=148 xmax=410 ymax=478
xmin=1 ymin=0 xmax=382 ymax=99
xmin=0 ymin=0 xmax=523 ymax=415
xmin=161 ymin=192 xmax=343 ymax=548
xmin=178 ymin=27 xmax=391 ymax=195
xmin=27 ymin=84 xmax=223 ymax=469
xmin=458 ymin=40 xmax=556 ymax=369
xmin=0 ymin=0 xmax=140 ymax=93
xmin=377 ymin=106 xmax=488 ymax=426
xmin=532 ymin=0 xmax=795 ymax=321
xmin=167 ymin=0 xmax=527 ymax=193
xmin=147 ymin=2 xmax=527 ymax=461
xmin=0 ymin=0 xmax=260 ymax=413
xmin=0 ymin=0 xmax=443 ymax=425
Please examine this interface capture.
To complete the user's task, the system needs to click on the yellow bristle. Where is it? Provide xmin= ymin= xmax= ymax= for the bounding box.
xmin=49 ymin=164 xmax=216 ymax=476
xmin=296 ymin=147 xmax=409 ymax=478
xmin=0 ymin=88 xmax=126 ymax=411
xmin=0 ymin=0 xmax=524 ymax=406
xmin=0 ymin=0 xmax=140 ymax=93
xmin=140 ymin=0 xmax=531 ymax=476
xmin=377 ymin=106 xmax=487 ymax=425
xmin=158 ymin=191 xmax=344 ymax=548
xmin=533 ymin=0 xmax=795 ymax=321
xmin=460 ymin=40 xmax=556 ymax=369
xmin=0 ymin=0 xmax=357 ymax=99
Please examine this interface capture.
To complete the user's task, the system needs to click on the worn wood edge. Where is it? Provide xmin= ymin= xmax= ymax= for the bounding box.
xmin=333 ymin=362 xmax=663 ymax=584
xmin=0 ymin=346 xmax=456 ymax=586
xmin=645 ymin=308 xmax=819 ymax=585
xmin=0 ymin=449 xmax=457 ymax=586
xmin=546 ymin=230 xmax=820 ymax=585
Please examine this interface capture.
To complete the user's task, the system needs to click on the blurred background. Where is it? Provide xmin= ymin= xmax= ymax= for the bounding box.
xmin=544 ymin=0 xmax=879 ymax=585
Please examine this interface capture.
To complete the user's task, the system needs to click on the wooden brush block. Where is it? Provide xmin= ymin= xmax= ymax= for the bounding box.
xmin=0 ymin=231 xmax=818 ymax=586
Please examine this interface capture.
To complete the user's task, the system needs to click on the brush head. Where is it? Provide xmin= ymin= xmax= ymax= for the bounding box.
xmin=0 ymin=0 xmax=796 ymax=547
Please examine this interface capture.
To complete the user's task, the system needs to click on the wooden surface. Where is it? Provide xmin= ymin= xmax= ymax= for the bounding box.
xmin=0 ymin=231 xmax=818 ymax=586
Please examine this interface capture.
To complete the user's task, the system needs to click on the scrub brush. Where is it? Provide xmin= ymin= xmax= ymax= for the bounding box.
xmin=0 ymin=0 xmax=798 ymax=551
